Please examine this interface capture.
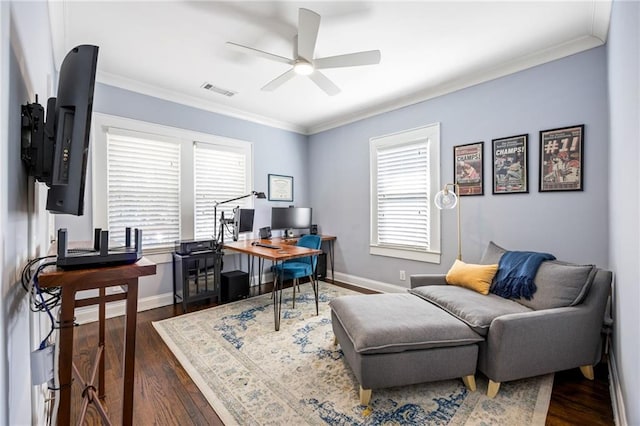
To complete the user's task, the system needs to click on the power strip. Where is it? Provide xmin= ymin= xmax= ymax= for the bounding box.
xmin=31 ymin=344 xmax=55 ymax=385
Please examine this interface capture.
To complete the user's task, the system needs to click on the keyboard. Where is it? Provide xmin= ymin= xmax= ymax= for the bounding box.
xmin=254 ymin=242 xmax=281 ymax=249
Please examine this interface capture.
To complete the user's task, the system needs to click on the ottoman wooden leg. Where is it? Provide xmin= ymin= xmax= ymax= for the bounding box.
xmin=487 ymin=380 xmax=501 ymax=398
xmin=333 ymin=335 xmax=338 ymax=346
xmin=580 ymin=365 xmax=594 ymax=380
xmin=462 ymin=375 xmax=476 ymax=392
xmin=359 ymin=386 xmax=372 ymax=405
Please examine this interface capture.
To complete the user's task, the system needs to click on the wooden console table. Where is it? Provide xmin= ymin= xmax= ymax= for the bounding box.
xmin=38 ymin=257 xmax=156 ymax=425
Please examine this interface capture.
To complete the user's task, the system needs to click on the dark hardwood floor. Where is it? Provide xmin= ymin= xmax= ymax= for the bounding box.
xmin=69 ymin=281 xmax=614 ymax=425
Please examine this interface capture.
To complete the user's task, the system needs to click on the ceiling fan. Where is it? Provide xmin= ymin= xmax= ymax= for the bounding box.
xmin=227 ymin=8 xmax=381 ymax=96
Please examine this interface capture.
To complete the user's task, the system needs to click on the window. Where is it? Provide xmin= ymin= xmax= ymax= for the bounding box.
xmin=105 ymin=131 xmax=181 ymax=250
xmin=370 ymin=123 xmax=441 ymax=263
xmin=194 ymin=142 xmax=250 ymax=241
xmin=93 ymin=114 xmax=253 ymax=253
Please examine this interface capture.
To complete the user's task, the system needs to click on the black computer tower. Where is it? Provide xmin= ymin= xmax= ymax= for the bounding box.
xmin=221 ymin=270 xmax=250 ymax=302
xmin=316 ymin=252 xmax=327 ymax=280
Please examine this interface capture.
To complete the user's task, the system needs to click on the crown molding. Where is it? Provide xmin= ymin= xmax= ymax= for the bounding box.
xmin=96 ymin=70 xmax=308 ymax=135
xmin=307 ymin=33 xmax=606 ymax=135
xmin=49 ymin=0 xmax=610 ymax=137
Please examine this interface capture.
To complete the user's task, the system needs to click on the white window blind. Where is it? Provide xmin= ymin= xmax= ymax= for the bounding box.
xmin=376 ymin=141 xmax=430 ymax=249
xmin=194 ymin=142 xmax=249 ymax=241
xmin=370 ymin=123 xmax=441 ymax=263
xmin=106 ymin=133 xmax=181 ymax=250
xmin=93 ymin=114 xmax=254 ymax=255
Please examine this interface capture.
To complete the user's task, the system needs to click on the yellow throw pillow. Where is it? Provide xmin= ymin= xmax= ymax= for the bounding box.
xmin=445 ymin=259 xmax=499 ymax=295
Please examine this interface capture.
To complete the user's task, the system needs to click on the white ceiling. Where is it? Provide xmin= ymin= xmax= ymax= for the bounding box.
xmin=49 ymin=1 xmax=611 ymax=135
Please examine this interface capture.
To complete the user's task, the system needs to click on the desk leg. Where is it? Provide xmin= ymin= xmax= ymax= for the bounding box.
xmin=98 ymin=287 xmax=106 ymax=399
xmin=57 ymin=285 xmax=76 ymax=425
xmin=122 ymin=279 xmax=139 ymax=425
xmin=329 ymin=240 xmax=335 ymax=282
xmin=272 ymin=261 xmax=283 ymax=331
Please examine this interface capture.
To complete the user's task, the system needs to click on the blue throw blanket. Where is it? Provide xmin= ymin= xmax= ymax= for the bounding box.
xmin=491 ymin=251 xmax=556 ymax=300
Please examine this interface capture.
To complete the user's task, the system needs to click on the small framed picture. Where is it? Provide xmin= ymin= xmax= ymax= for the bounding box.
xmin=268 ymin=174 xmax=293 ymax=201
xmin=492 ymin=134 xmax=528 ymax=194
xmin=454 ymin=142 xmax=484 ymax=196
xmin=539 ymin=125 xmax=584 ymax=192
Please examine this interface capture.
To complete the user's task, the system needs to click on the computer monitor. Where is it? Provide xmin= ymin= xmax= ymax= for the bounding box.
xmin=233 ymin=208 xmax=255 ymax=241
xmin=270 ymin=207 xmax=312 ymax=232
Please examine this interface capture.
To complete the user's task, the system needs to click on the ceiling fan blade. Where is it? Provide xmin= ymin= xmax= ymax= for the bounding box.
xmin=226 ymin=42 xmax=292 ymax=65
xmin=261 ymin=68 xmax=296 ymax=91
xmin=297 ymin=8 xmax=320 ymax=62
xmin=308 ymin=71 xmax=340 ymax=96
xmin=314 ymin=50 xmax=381 ymax=69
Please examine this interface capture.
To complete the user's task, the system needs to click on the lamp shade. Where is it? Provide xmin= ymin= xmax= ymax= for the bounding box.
xmin=434 ymin=189 xmax=458 ymax=210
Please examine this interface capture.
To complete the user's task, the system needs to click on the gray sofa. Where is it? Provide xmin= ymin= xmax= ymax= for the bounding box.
xmin=331 ymin=241 xmax=612 ymax=401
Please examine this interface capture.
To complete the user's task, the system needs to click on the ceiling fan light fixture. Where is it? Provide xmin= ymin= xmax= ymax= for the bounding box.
xmin=293 ymin=60 xmax=314 ymax=76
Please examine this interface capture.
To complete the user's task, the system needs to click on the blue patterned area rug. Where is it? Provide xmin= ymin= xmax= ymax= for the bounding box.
xmin=153 ymin=283 xmax=553 ymax=425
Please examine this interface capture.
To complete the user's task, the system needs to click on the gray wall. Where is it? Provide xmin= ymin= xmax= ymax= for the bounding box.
xmin=2 ymin=1 xmax=56 ymax=424
xmin=309 ymin=47 xmax=610 ymax=287
xmin=55 ymin=84 xmax=312 ymax=299
xmin=607 ymin=1 xmax=640 ymax=424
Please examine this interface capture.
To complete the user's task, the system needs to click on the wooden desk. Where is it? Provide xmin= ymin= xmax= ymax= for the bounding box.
xmin=224 ymin=240 xmax=322 ymax=331
xmin=38 ymin=257 xmax=156 ymax=425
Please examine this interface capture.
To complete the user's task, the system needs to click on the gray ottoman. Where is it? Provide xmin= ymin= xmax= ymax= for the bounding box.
xmin=330 ymin=293 xmax=483 ymax=405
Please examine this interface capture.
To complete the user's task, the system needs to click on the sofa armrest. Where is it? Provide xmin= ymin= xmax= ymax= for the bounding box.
xmin=410 ymin=274 xmax=447 ymax=288
xmin=480 ymin=305 xmax=603 ymax=382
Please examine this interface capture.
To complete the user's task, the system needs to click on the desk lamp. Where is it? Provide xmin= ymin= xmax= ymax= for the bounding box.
xmin=214 ymin=191 xmax=266 ymax=250
xmin=434 ymin=183 xmax=462 ymax=261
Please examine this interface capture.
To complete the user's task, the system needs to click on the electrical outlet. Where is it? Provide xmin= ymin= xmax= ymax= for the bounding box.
xmin=399 ymin=270 xmax=406 ymax=281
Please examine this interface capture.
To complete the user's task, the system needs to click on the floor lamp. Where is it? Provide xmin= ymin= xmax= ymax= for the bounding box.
xmin=434 ymin=183 xmax=462 ymax=261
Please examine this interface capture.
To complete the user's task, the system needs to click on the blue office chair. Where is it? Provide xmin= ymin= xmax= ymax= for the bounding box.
xmin=271 ymin=234 xmax=322 ymax=314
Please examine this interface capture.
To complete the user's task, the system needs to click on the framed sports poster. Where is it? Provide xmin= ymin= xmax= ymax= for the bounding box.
xmin=539 ymin=125 xmax=584 ymax=192
xmin=492 ymin=134 xmax=528 ymax=194
xmin=454 ymin=142 xmax=484 ymax=196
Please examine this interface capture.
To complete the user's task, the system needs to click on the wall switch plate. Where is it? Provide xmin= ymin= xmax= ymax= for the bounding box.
xmin=400 ymin=270 xmax=406 ymax=281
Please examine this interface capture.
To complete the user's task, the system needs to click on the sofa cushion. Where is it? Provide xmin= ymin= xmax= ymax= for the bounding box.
xmin=329 ymin=294 xmax=483 ymax=354
xmin=515 ymin=261 xmax=597 ymax=310
xmin=409 ymin=285 xmax=531 ymax=336
xmin=445 ymin=259 xmax=499 ymax=295
xmin=478 ymin=241 xmax=596 ymax=310
xmin=479 ymin=241 xmax=507 ymax=265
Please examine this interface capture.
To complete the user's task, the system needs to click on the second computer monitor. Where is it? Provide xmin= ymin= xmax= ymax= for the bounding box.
xmin=233 ymin=208 xmax=255 ymax=241
xmin=271 ymin=207 xmax=312 ymax=234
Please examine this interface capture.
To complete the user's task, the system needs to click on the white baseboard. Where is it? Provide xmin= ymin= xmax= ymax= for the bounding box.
xmin=332 ymin=272 xmax=407 ymax=294
xmin=74 ymin=292 xmax=175 ymax=324
xmin=608 ymin=348 xmax=628 ymax=426
xmin=73 ymin=271 xmax=404 ymax=324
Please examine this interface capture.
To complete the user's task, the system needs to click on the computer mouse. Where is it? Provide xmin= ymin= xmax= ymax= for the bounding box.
xmin=251 ymin=241 xmax=258 ymax=246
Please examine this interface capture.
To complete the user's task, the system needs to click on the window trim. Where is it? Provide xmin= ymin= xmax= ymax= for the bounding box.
xmin=91 ymin=113 xmax=254 ymax=253
xmin=369 ymin=123 xmax=441 ymax=263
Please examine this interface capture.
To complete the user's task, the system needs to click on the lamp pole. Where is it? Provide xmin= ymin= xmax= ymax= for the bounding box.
xmin=455 ymin=184 xmax=461 ymax=260
xmin=434 ymin=183 xmax=462 ymax=261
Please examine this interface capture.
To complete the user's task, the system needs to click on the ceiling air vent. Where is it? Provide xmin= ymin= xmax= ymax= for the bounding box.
xmin=201 ymin=82 xmax=237 ymax=97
